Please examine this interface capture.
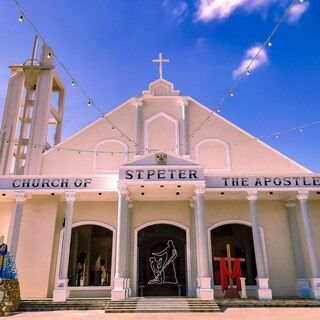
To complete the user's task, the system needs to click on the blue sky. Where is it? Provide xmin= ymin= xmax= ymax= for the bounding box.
xmin=0 ymin=0 xmax=319 ymax=171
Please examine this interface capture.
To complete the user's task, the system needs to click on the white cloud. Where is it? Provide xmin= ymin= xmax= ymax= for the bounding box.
xmin=287 ymin=2 xmax=309 ymax=23
xmin=232 ymin=45 xmax=268 ymax=78
xmin=172 ymin=1 xmax=188 ymax=18
xmin=196 ymin=0 xmax=273 ymax=22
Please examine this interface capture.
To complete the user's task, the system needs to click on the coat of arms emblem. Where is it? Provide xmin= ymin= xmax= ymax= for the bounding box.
xmin=156 ymin=153 xmax=167 ymax=165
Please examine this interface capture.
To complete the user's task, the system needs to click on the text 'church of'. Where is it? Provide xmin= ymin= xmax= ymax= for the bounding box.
xmin=0 ymin=42 xmax=320 ymax=302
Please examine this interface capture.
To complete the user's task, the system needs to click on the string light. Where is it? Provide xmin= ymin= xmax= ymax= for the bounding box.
xmin=10 ymin=0 xmax=310 ymax=156
xmin=189 ymin=0 xmax=300 ymax=139
xmin=47 ymin=52 xmax=51 ymax=59
xmin=12 ymin=0 xmax=145 ymax=152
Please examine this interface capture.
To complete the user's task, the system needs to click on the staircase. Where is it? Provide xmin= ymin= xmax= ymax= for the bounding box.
xmin=105 ymin=298 xmax=221 ymax=313
xmin=18 ymin=299 xmax=108 ymax=312
xmin=18 ymin=298 xmax=221 ymax=313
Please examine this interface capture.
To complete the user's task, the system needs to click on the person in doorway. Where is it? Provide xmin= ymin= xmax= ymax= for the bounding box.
xmin=100 ymin=259 xmax=108 ymax=285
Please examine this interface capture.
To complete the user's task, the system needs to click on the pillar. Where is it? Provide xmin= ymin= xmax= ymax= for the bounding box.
xmin=189 ymin=197 xmax=198 ymax=297
xmin=246 ymin=191 xmax=272 ymax=300
xmin=125 ymin=198 xmax=133 ymax=298
xmin=194 ymin=182 xmax=214 ymax=300
xmin=53 ymin=191 xmax=76 ymax=302
xmin=7 ymin=191 xmax=26 ymax=259
xmin=134 ymin=98 xmax=143 ymax=156
xmin=297 ymin=190 xmax=320 ymax=299
xmin=111 ymin=182 xmax=130 ymax=300
xmin=24 ymin=44 xmax=55 ymax=174
xmin=180 ymin=97 xmax=190 ymax=157
xmin=0 ymin=71 xmax=25 ymax=175
xmin=285 ymin=200 xmax=309 ymax=297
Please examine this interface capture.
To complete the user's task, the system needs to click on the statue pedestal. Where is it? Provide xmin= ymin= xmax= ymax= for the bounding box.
xmin=0 ymin=279 xmax=21 ymax=316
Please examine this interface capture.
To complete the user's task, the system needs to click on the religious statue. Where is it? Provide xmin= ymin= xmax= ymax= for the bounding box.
xmin=0 ymin=236 xmax=17 ymax=280
xmin=0 ymin=235 xmax=20 ymax=316
xmin=148 ymin=240 xmax=178 ymax=285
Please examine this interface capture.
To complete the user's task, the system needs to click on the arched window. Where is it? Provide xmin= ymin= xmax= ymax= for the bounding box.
xmin=67 ymin=224 xmax=113 ymax=287
xmin=196 ymin=138 xmax=231 ymax=171
xmin=93 ymin=139 xmax=128 ymax=172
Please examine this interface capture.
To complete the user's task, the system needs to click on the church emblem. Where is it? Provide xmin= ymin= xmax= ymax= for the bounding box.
xmin=156 ymin=153 xmax=167 ymax=165
xmin=148 ymin=240 xmax=178 ymax=285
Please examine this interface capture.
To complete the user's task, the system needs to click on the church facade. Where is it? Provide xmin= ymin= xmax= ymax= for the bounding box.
xmin=0 ymin=45 xmax=320 ymax=302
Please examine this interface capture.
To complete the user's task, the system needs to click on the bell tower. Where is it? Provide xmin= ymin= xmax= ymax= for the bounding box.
xmin=0 ymin=37 xmax=65 ymax=175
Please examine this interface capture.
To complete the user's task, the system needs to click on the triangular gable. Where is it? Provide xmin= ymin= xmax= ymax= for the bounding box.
xmin=142 ymin=79 xmax=180 ymax=96
xmin=123 ymin=152 xmax=200 ymax=167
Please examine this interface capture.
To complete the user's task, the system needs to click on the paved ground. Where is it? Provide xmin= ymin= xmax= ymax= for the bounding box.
xmin=2 ymin=308 xmax=320 ymax=320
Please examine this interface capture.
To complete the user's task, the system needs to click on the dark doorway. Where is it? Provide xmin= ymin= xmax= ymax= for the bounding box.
xmin=138 ymin=224 xmax=187 ymax=296
xmin=211 ymin=224 xmax=257 ymax=285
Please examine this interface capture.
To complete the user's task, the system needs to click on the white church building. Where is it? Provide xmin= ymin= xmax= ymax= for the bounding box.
xmin=0 ymin=42 xmax=320 ymax=302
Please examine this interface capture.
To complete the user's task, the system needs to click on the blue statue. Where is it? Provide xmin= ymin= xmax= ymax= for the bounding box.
xmin=0 ymin=236 xmax=17 ymax=280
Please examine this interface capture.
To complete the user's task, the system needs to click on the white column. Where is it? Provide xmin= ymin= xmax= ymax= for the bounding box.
xmin=194 ymin=182 xmax=214 ymax=300
xmin=0 ymin=71 xmax=25 ymax=175
xmin=297 ymin=190 xmax=320 ymax=299
xmin=53 ymin=191 xmax=76 ymax=302
xmin=125 ymin=199 xmax=133 ymax=298
xmin=7 ymin=191 xmax=26 ymax=259
xmin=285 ymin=200 xmax=309 ymax=297
xmin=24 ymin=44 xmax=54 ymax=174
xmin=246 ymin=191 xmax=272 ymax=300
xmin=112 ymin=182 xmax=129 ymax=300
xmin=180 ymin=97 xmax=190 ymax=157
xmin=189 ymin=197 xmax=198 ymax=297
xmin=134 ymin=98 xmax=143 ymax=156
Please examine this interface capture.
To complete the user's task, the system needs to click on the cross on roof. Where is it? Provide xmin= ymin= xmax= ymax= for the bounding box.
xmin=152 ymin=52 xmax=170 ymax=79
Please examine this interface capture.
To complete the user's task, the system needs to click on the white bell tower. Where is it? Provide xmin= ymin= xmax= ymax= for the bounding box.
xmin=0 ymin=37 xmax=65 ymax=175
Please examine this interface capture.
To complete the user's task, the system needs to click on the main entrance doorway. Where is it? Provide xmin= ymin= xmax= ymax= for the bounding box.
xmin=137 ymin=223 xmax=187 ymax=297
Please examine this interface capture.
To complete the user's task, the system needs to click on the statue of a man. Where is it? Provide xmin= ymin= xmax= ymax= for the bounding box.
xmin=0 ymin=236 xmax=17 ymax=280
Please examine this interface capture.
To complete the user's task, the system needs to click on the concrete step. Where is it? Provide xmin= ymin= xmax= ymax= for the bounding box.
xmin=105 ymin=298 xmax=221 ymax=313
xmin=18 ymin=299 xmax=109 ymax=312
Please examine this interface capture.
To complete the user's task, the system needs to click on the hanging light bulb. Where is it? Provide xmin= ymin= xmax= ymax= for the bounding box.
xmin=112 ymin=126 xmax=115 ymax=131
xmin=217 ymin=107 xmax=221 ymax=113
xmin=268 ymin=40 xmax=272 ymax=47
xmin=246 ymin=69 xmax=250 ymax=76
xmin=299 ymin=0 xmax=304 ymax=3
xmin=47 ymin=52 xmax=52 ymax=59
xmin=230 ymin=90 xmax=234 ymax=97
xmin=88 ymin=99 xmax=91 ymax=107
xmin=299 ymin=127 xmax=303 ymax=133
xmin=18 ymin=14 xmax=23 ymax=22
xmin=71 ymin=80 xmax=75 ymax=86
xmin=275 ymin=135 xmax=279 ymax=139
